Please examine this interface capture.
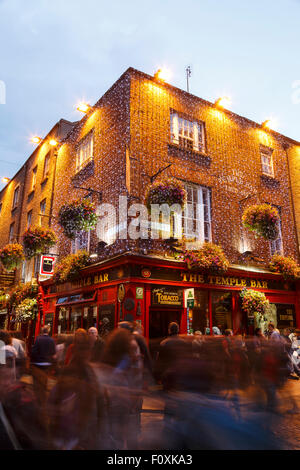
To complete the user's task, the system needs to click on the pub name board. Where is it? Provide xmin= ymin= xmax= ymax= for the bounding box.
xmin=181 ymin=273 xmax=269 ymax=289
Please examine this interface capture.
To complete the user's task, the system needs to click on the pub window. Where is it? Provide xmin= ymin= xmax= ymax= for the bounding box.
xmin=31 ymin=166 xmax=37 ymax=190
xmin=71 ymin=230 xmax=91 ymax=254
xmin=34 ymin=256 xmax=41 ymax=278
xmin=270 ymin=206 xmax=283 ymax=256
xmin=260 ymin=147 xmax=274 ymax=177
xmin=12 ymin=186 xmax=20 ymax=209
xmin=39 ymin=199 xmax=46 ymax=226
xmin=43 ymin=152 xmax=50 ymax=179
xmin=9 ymin=222 xmax=15 ymax=242
xmin=211 ymin=291 xmax=232 ymax=334
xmin=76 ymin=130 xmax=94 ymax=173
xmin=27 ymin=210 xmax=32 ymax=228
xmin=183 ymin=183 xmax=212 ymax=242
xmin=170 ymin=110 xmax=205 ymax=153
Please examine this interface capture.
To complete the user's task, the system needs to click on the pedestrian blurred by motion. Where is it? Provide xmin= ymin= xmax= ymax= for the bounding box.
xmin=64 ymin=328 xmax=87 ymax=366
xmin=100 ymin=328 xmax=143 ymax=449
xmin=267 ymin=323 xmax=281 ymax=342
xmin=192 ymin=330 xmax=204 ymax=358
xmin=0 ymin=330 xmax=17 ymax=379
xmin=48 ymin=328 xmax=105 ymax=449
xmin=88 ymin=327 xmax=105 ymax=363
xmin=9 ymin=331 xmax=26 ymax=379
xmin=54 ymin=334 xmax=68 ymax=371
xmin=156 ymin=322 xmax=187 ymax=389
xmin=31 ymin=326 xmax=56 ymax=406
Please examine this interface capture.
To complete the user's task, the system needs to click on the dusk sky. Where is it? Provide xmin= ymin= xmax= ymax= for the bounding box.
xmin=0 ymin=0 xmax=299 ymax=187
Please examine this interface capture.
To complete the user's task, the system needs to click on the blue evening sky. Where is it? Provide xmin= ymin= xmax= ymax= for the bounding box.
xmin=0 ymin=0 xmax=299 ymax=187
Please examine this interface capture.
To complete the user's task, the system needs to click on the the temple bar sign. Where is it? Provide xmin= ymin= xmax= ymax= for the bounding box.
xmin=181 ymin=273 xmax=269 ymax=289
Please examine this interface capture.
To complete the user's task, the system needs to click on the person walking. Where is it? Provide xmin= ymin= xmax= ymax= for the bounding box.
xmin=31 ymin=326 xmax=56 ymax=406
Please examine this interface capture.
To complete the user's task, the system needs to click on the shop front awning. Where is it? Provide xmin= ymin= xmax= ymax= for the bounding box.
xmin=55 ymin=291 xmax=97 ymax=307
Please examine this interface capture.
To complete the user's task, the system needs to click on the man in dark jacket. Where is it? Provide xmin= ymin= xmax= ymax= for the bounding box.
xmin=156 ymin=322 xmax=187 ymax=390
xmin=31 ymin=326 xmax=56 ymax=405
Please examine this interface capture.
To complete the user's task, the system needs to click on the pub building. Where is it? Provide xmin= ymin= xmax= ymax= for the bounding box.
xmin=1 ymin=67 xmax=300 ymax=342
xmin=39 ymin=253 xmax=300 ymax=344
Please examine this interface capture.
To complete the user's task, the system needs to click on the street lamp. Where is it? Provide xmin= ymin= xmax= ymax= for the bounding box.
xmin=215 ymin=96 xmax=231 ymax=109
xmin=30 ymin=136 xmax=42 ymax=144
xmin=76 ymin=102 xmax=92 ymax=113
xmin=154 ymin=68 xmax=171 ymax=82
xmin=2 ymin=177 xmax=10 ymax=184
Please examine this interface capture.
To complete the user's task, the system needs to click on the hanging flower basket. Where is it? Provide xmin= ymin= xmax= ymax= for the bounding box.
xmin=240 ymin=288 xmax=269 ymax=320
xmin=0 ymin=243 xmax=25 ymax=271
xmin=7 ymin=282 xmax=38 ymax=308
xmin=145 ymin=178 xmax=187 ymax=213
xmin=58 ymin=199 xmax=98 ymax=239
xmin=53 ymin=250 xmax=91 ymax=283
xmin=23 ymin=226 xmax=57 ymax=259
xmin=242 ymin=204 xmax=279 ymax=240
xmin=15 ymin=297 xmax=37 ymax=323
xmin=269 ymin=253 xmax=300 ymax=281
xmin=184 ymin=242 xmax=230 ymax=274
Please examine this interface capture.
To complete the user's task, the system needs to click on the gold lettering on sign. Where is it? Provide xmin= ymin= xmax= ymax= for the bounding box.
xmin=93 ymin=273 xmax=109 ymax=284
xmin=250 ymin=280 xmax=256 ymax=288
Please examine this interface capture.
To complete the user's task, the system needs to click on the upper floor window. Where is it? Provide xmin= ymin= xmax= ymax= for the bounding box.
xmin=0 ymin=203 xmax=2 ymax=215
xmin=260 ymin=147 xmax=274 ymax=177
xmin=170 ymin=111 xmax=205 ymax=153
xmin=9 ymin=222 xmax=15 ymax=242
xmin=270 ymin=206 xmax=283 ymax=256
xmin=31 ymin=166 xmax=37 ymax=190
xmin=76 ymin=131 xmax=94 ymax=173
xmin=43 ymin=152 xmax=50 ymax=179
xmin=39 ymin=199 xmax=46 ymax=226
xmin=12 ymin=186 xmax=20 ymax=209
xmin=27 ymin=210 xmax=32 ymax=228
xmin=71 ymin=230 xmax=91 ymax=254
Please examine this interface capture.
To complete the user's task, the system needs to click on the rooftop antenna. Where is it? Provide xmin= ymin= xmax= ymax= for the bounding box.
xmin=186 ymin=66 xmax=192 ymax=93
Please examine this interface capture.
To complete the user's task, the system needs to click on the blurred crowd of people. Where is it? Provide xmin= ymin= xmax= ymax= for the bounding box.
xmin=0 ymin=321 xmax=300 ymax=450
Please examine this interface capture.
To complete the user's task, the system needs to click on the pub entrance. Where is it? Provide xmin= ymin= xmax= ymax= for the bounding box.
xmin=148 ymin=307 xmax=182 ymax=357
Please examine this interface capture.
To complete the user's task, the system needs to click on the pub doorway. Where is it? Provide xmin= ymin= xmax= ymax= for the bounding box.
xmin=148 ymin=307 xmax=182 ymax=358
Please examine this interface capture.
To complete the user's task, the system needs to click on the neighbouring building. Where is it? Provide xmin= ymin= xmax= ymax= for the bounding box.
xmin=1 ymin=67 xmax=300 ymax=342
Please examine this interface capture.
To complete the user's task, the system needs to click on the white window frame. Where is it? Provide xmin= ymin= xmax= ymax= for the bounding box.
xmin=32 ymin=166 xmax=37 ymax=190
xmin=76 ymin=131 xmax=94 ymax=173
xmin=43 ymin=152 xmax=50 ymax=179
xmin=270 ymin=208 xmax=283 ymax=256
xmin=261 ymin=147 xmax=274 ymax=177
xmin=9 ymin=223 xmax=15 ymax=242
xmin=71 ymin=230 xmax=91 ymax=254
xmin=170 ymin=111 xmax=205 ymax=153
xmin=183 ymin=183 xmax=212 ymax=243
xmin=27 ymin=210 xmax=32 ymax=228
xmin=39 ymin=199 xmax=46 ymax=226
xmin=12 ymin=186 xmax=19 ymax=209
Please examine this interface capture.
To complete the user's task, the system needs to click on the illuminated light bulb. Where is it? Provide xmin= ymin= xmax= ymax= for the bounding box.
xmin=215 ymin=96 xmax=231 ymax=109
xmin=154 ymin=68 xmax=171 ymax=82
xmin=2 ymin=177 xmax=10 ymax=184
xmin=76 ymin=102 xmax=91 ymax=113
xmin=49 ymin=139 xmax=58 ymax=147
xmin=261 ymin=119 xmax=278 ymax=130
xmin=31 ymin=136 xmax=42 ymax=144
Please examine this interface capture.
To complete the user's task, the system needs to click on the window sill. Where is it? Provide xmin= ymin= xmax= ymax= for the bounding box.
xmin=260 ymin=174 xmax=280 ymax=188
xmin=168 ymin=143 xmax=211 ymax=167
